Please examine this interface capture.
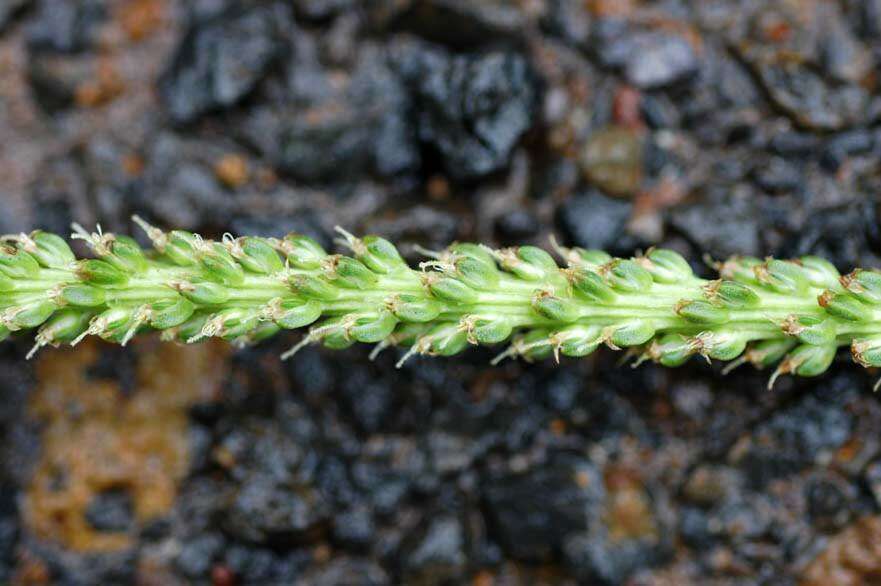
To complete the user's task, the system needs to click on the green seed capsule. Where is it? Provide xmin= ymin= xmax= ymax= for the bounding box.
xmin=235 ymin=238 xmax=284 ymax=275
xmin=781 ymin=315 xmax=836 ymax=347
xmin=819 ymin=291 xmax=872 ymax=322
xmin=214 ymin=309 xmax=260 ymax=340
xmin=8 ymin=300 xmax=57 ymax=329
xmin=76 ymin=259 xmax=128 ymax=285
xmin=394 ymin=323 xmax=432 ymax=347
xmin=786 ymin=344 xmax=837 ymax=377
xmin=389 ymin=294 xmax=442 ymax=323
xmin=841 ymin=269 xmax=881 ymax=305
xmin=532 ymin=294 xmax=580 ymax=323
xmin=318 ymin=319 xmax=355 ymax=350
xmin=327 ymin=256 xmax=377 ymax=289
xmin=289 ymin=274 xmax=340 ymax=301
xmin=243 ymin=321 xmax=282 ymax=344
xmin=503 ymin=246 xmax=558 ymax=281
xmin=106 ymin=235 xmax=148 ymax=273
xmin=60 ymin=284 xmax=106 ymax=307
xmin=449 ymin=243 xmax=497 ymax=267
xmin=175 ymin=313 xmax=210 ymax=343
xmin=471 ymin=317 xmax=513 ymax=345
xmin=280 ymin=234 xmax=327 ymax=270
xmin=571 ymin=248 xmax=612 ymax=267
xmin=651 ymin=333 xmax=694 ymax=367
xmin=799 ymin=256 xmax=840 ymax=289
xmin=357 ymin=236 xmax=407 ymax=274
xmin=428 ymin=325 xmax=469 ymax=357
xmin=178 ymin=281 xmax=230 ymax=305
xmin=604 ymin=259 xmax=653 ymax=293
xmin=697 ymin=332 xmax=747 ymax=361
xmin=644 ymin=249 xmax=693 ymax=283
xmin=29 ymin=231 xmax=76 ymax=268
xmin=747 ymin=338 xmax=797 ymax=369
xmin=427 ymin=276 xmax=479 ymax=305
xmin=755 ymin=259 xmax=809 ymax=295
xmin=717 ymin=256 xmax=762 ymax=285
xmin=852 ymin=336 xmax=881 ymax=368
xmin=554 ymin=324 xmax=603 ymax=357
xmin=676 ymin=300 xmax=730 ymax=325
xmin=520 ymin=329 xmax=554 ymax=361
xmin=570 ymin=269 xmax=617 ymax=303
xmin=200 ymin=244 xmax=245 ymax=286
xmin=0 ymin=273 xmax=12 ymax=291
xmin=708 ymin=280 xmax=760 ymax=308
xmin=274 ymin=299 xmax=322 ymax=330
xmin=610 ymin=320 xmax=655 ymax=347
xmin=38 ymin=309 xmax=92 ymax=343
xmin=163 ymin=231 xmax=200 ymax=266
xmin=149 ymin=297 xmax=196 ymax=330
xmin=0 ymin=246 xmax=40 ymax=278
xmin=0 ymin=325 xmax=8 ymax=343
xmin=454 ymin=256 xmax=500 ymax=291
xmin=348 ymin=312 xmax=398 ymax=343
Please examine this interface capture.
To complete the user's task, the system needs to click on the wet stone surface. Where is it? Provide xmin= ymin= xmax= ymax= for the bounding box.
xmin=1 ymin=0 xmax=881 ymax=584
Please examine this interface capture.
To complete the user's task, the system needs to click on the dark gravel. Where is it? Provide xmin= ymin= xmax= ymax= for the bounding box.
xmin=2 ymin=0 xmax=881 ymax=584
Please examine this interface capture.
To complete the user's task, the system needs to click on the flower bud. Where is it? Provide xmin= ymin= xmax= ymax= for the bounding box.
xmin=149 ymin=297 xmax=196 ymax=330
xmin=289 ymin=274 xmax=340 ymax=301
xmin=852 ymin=336 xmax=881 ymax=368
xmin=211 ymin=308 xmax=260 ymax=340
xmin=676 ymin=300 xmax=729 ymax=325
xmin=177 ymin=281 xmax=230 ymax=305
xmin=348 ymin=311 xmax=398 ymax=343
xmin=388 ymin=294 xmax=442 ymax=323
xmin=273 ymin=299 xmax=322 ymax=330
xmin=603 ymin=259 xmax=653 ymax=293
xmin=643 ymin=249 xmax=693 ymax=283
xmin=200 ymin=243 xmax=245 ymax=286
xmin=357 ymin=235 xmax=407 ymax=274
xmin=76 ymin=259 xmax=128 ymax=285
xmin=325 ymin=256 xmax=377 ymax=289
xmin=233 ymin=237 xmax=284 ymax=275
xmin=532 ymin=293 xmax=580 ymax=323
xmin=28 ymin=231 xmax=76 ymax=268
xmin=840 ymin=269 xmax=881 ymax=305
xmin=705 ymin=280 xmax=760 ymax=308
xmin=799 ymin=256 xmax=840 ymax=289
xmin=754 ymin=259 xmax=808 ymax=295
xmin=60 ymin=284 xmax=106 ymax=307
xmin=818 ymin=291 xmax=872 ymax=322
xmin=105 ymin=235 xmax=148 ymax=273
xmin=694 ymin=332 xmax=747 ymax=361
xmin=277 ymin=234 xmax=328 ymax=269
xmin=553 ymin=324 xmax=603 ymax=357
xmin=499 ymin=247 xmax=558 ymax=281
xmin=426 ymin=276 xmax=479 ymax=305
xmin=569 ymin=269 xmax=617 ymax=303
xmin=649 ymin=333 xmax=694 ymax=367
xmin=0 ymin=246 xmax=40 ymax=278
xmin=781 ymin=315 xmax=836 ymax=347
xmin=609 ymin=320 xmax=655 ymax=347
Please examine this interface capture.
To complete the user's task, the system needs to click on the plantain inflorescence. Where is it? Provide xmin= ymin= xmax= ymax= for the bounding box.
xmin=1 ymin=218 xmax=880 ymax=388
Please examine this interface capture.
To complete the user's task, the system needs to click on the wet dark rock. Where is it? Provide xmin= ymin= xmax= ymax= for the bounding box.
xmin=563 ymin=532 xmax=663 ymax=586
xmin=494 ymin=208 xmax=539 ymax=243
xmin=391 ymin=0 xmax=528 ymax=48
xmin=396 ymin=43 xmax=537 ymax=180
xmin=0 ymin=0 xmax=28 ymax=31
xmin=294 ymin=0 xmax=356 ymax=22
xmin=0 ymin=485 xmax=16 ymax=584
xmin=296 ymin=557 xmax=390 ymax=586
xmin=739 ymin=391 xmax=853 ymax=487
xmin=753 ymin=157 xmax=802 ymax=194
xmin=27 ymin=53 xmax=96 ymax=111
xmin=339 ymin=365 xmax=395 ymax=434
xmin=331 ymin=506 xmax=375 ymax=550
xmin=541 ymin=0 xmax=591 ymax=49
xmin=670 ymin=193 xmax=760 ymax=259
xmin=26 ymin=0 xmax=105 ymax=53
xmin=805 ymin=473 xmax=855 ymax=532
xmin=159 ymin=4 xmax=290 ymax=123
xmin=402 ymin=515 xmax=467 ymax=584
xmin=482 ymin=456 xmax=604 ymax=562
xmin=557 ymin=189 xmax=633 ymax=252
xmin=768 ymin=131 xmax=822 ymax=157
xmin=84 ymin=489 xmax=134 ymax=533
xmin=176 ymin=533 xmax=225 ymax=579
xmin=598 ymin=26 xmax=700 ymax=89
xmin=225 ymin=544 xmax=311 ymax=583
xmin=821 ymin=130 xmax=874 ymax=172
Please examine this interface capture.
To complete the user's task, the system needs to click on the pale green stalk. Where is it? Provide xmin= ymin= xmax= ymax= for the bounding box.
xmin=1 ymin=218 xmax=880 ymax=388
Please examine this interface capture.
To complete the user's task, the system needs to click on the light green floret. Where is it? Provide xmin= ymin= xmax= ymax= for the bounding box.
xmin=0 ymin=217 xmax=880 ymax=389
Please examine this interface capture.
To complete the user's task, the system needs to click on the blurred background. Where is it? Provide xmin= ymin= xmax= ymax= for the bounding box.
xmin=1 ymin=0 xmax=881 ymax=584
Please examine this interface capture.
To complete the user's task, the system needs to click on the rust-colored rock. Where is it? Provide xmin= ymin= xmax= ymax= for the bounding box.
xmin=801 ymin=516 xmax=881 ymax=586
